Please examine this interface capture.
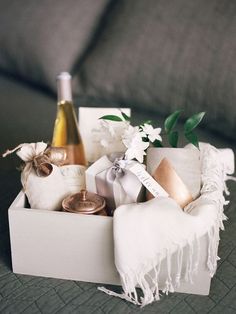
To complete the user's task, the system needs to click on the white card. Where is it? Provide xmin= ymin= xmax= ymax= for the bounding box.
xmin=79 ymin=107 xmax=131 ymax=163
xmin=128 ymin=162 xmax=169 ymax=198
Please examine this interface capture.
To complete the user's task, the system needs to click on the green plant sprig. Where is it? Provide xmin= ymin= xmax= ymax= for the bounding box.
xmin=164 ymin=110 xmax=182 ymax=148
xmin=99 ymin=111 xmax=131 ymax=122
xmin=99 ymin=109 xmax=205 ymax=149
xmin=162 ymin=110 xmax=205 ymax=148
xmin=184 ymin=112 xmax=205 ymax=148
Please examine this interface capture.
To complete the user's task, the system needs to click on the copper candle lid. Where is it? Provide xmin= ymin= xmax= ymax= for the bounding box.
xmin=62 ymin=190 xmax=106 ymax=215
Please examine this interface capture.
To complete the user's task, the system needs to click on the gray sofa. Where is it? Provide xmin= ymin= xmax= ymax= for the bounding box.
xmin=0 ymin=0 xmax=236 ymax=170
xmin=1 ymin=2 xmax=236 ymax=312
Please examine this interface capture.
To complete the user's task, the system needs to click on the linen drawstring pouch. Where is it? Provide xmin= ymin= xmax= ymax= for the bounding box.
xmin=3 ymin=142 xmax=69 ymax=210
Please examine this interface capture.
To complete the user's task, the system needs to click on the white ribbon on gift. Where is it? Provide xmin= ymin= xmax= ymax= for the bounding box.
xmin=94 ymin=157 xmax=143 ymax=211
xmin=86 ymin=155 xmax=169 ymax=213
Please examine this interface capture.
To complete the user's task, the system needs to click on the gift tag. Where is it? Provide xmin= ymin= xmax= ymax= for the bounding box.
xmin=128 ymin=162 xmax=169 ymax=198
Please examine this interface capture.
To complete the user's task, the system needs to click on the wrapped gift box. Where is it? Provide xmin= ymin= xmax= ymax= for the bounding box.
xmin=86 ymin=155 xmax=145 ymax=213
xmin=8 ymin=191 xmax=211 ymax=295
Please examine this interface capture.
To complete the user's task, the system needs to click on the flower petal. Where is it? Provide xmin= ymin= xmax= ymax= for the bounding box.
xmin=142 ymin=124 xmax=154 ymax=135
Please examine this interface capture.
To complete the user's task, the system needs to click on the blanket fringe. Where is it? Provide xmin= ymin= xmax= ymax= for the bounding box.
xmin=99 ymin=238 xmax=201 ymax=306
xmin=98 ymin=286 xmax=141 ymax=305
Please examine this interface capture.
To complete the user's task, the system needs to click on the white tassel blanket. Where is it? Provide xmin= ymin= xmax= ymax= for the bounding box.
xmin=99 ymin=143 xmax=235 ymax=306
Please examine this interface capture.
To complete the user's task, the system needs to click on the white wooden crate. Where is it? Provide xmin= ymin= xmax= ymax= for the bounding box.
xmin=8 ymin=191 xmax=211 ymax=295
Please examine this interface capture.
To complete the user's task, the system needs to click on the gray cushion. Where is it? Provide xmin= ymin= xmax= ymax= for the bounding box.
xmin=76 ymin=0 xmax=236 ymax=140
xmin=0 ymin=0 xmax=110 ymax=91
xmin=0 ymin=74 xmax=56 ymax=170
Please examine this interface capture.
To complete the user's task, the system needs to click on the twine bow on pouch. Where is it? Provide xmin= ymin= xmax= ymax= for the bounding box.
xmin=2 ymin=142 xmax=70 ymax=210
xmin=2 ymin=142 xmax=66 ymax=189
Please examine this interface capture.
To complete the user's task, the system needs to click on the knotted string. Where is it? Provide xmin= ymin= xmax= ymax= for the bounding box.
xmin=2 ymin=142 xmax=67 ymax=190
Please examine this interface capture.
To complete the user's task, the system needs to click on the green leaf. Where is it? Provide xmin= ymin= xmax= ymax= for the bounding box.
xmin=99 ymin=115 xmax=123 ymax=121
xmin=184 ymin=112 xmax=205 ymax=133
xmin=121 ymin=111 xmax=130 ymax=121
xmin=168 ymin=131 xmax=179 ymax=148
xmin=185 ymin=131 xmax=199 ymax=148
xmin=143 ymin=120 xmax=152 ymax=125
xmin=153 ymin=140 xmax=163 ymax=147
xmin=164 ymin=110 xmax=182 ymax=133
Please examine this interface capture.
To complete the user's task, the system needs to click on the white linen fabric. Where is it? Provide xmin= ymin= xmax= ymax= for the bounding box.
xmin=17 ymin=142 xmax=69 ymax=211
xmin=23 ymin=164 xmax=69 ymax=211
xmin=3 ymin=142 xmax=70 ymax=211
xmin=3 ymin=142 xmax=87 ymax=210
xmin=99 ymin=143 xmax=235 ymax=306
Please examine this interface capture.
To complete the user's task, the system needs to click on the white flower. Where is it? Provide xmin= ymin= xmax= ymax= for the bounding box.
xmin=98 ymin=118 xmax=163 ymax=163
xmin=124 ymin=137 xmax=149 ymax=163
xmin=122 ymin=125 xmax=146 ymax=147
xmin=99 ymin=120 xmax=116 ymax=137
xmin=98 ymin=120 xmax=118 ymax=148
xmin=100 ymin=138 xmax=109 ymax=148
xmin=121 ymin=125 xmax=149 ymax=163
xmin=98 ymin=120 xmax=129 ymax=151
xmin=142 ymin=124 xmax=162 ymax=143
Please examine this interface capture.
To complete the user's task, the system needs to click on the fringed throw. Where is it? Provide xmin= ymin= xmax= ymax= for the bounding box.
xmin=99 ymin=143 xmax=235 ymax=306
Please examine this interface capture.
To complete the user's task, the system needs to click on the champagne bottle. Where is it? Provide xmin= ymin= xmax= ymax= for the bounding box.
xmin=52 ymin=72 xmax=86 ymax=166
